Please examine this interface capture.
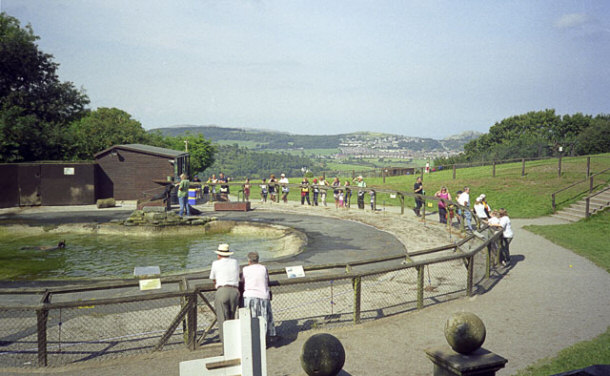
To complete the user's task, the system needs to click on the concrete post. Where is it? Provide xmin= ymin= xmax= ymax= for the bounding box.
xmin=425 ymin=346 xmax=507 ymax=376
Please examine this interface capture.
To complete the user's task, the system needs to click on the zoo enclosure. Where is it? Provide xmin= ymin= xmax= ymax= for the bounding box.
xmin=0 ymin=228 xmax=503 ymax=368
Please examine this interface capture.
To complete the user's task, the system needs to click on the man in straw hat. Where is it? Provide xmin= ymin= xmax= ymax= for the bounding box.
xmin=209 ymin=243 xmax=240 ymax=343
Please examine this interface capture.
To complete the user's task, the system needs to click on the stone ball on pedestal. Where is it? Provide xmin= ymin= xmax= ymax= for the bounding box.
xmin=444 ymin=312 xmax=486 ymax=354
xmin=300 ymin=333 xmax=346 ymax=376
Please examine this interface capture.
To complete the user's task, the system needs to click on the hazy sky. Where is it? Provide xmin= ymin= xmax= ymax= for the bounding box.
xmin=3 ymin=1 xmax=609 ymax=137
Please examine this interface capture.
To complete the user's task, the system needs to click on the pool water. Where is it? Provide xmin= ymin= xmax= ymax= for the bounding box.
xmin=0 ymin=232 xmax=281 ymax=280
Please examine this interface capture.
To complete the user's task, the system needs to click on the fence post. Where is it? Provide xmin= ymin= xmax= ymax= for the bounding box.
xmin=586 ymin=157 xmax=591 ymax=179
xmin=558 ymin=155 xmax=562 ymax=177
xmin=485 ymin=244 xmax=491 ymax=280
xmin=352 ymin=276 xmax=361 ymax=324
xmin=492 ymin=161 xmax=496 ymax=177
xmin=36 ymin=307 xmax=48 ymax=367
xmin=453 ymin=165 xmax=456 ymax=180
xmin=466 ymin=256 xmax=474 ymax=297
xmin=589 ymin=176 xmax=594 ymax=194
xmin=398 ymin=193 xmax=404 ymax=215
xmin=522 ymin=158 xmax=525 ymax=177
xmin=383 ymin=169 xmax=386 ymax=184
xmin=417 ymin=265 xmax=424 ymax=309
xmin=585 ymin=197 xmax=590 ymax=218
xmin=186 ymin=292 xmax=198 ymax=350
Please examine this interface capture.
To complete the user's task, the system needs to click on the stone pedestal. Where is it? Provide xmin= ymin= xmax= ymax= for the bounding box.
xmin=425 ymin=345 xmax=507 ymax=376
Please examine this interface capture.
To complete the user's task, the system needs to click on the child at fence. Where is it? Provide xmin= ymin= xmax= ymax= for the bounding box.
xmin=260 ymin=179 xmax=268 ymax=202
xmin=370 ymin=190 xmax=376 ymax=210
xmin=338 ymin=190 xmax=344 ymax=208
xmin=243 ymin=178 xmax=251 ymax=202
xmin=498 ymin=208 xmax=513 ymax=266
xmin=474 ymin=197 xmax=488 ymax=226
xmin=312 ymin=178 xmax=319 ymax=206
xmin=301 ymin=178 xmax=311 ymax=205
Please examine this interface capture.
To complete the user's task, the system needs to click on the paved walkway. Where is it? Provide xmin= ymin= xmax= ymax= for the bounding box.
xmin=1 ymin=204 xmax=609 ymax=375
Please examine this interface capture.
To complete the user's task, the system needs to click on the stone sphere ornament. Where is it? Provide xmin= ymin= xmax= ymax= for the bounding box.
xmin=444 ymin=312 xmax=486 ymax=354
xmin=300 ymin=333 xmax=346 ymax=376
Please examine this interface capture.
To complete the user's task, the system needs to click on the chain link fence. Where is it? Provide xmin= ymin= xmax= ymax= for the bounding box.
xmin=0 ymin=229 xmax=503 ymax=368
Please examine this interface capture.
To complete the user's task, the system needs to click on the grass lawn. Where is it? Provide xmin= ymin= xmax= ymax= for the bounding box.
xmin=513 ymin=327 xmax=610 ymax=376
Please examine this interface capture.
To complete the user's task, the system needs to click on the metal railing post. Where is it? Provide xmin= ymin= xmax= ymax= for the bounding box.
xmin=453 ymin=165 xmax=456 ymax=180
xmin=522 ymin=158 xmax=525 ymax=177
xmin=417 ymin=265 xmax=424 ymax=309
xmin=36 ymin=307 xmax=48 ymax=367
xmin=586 ymin=156 xmax=591 ymax=179
xmin=552 ymin=193 xmax=556 ymax=213
xmin=493 ymin=161 xmax=496 ymax=177
xmin=352 ymin=276 xmax=361 ymax=324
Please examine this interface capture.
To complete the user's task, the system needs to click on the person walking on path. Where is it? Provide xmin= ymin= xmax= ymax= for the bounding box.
xmin=498 ymin=208 xmax=514 ymax=265
xmin=209 ymin=243 xmax=241 ymax=344
xmin=354 ymin=176 xmax=367 ymax=209
xmin=177 ymin=173 xmax=190 ymax=217
xmin=242 ymin=251 xmax=276 ymax=340
xmin=413 ymin=177 xmax=424 ymax=217
xmin=434 ymin=186 xmax=451 ymax=224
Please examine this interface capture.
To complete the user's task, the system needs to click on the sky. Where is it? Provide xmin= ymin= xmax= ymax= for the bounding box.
xmin=3 ymin=0 xmax=609 ymax=138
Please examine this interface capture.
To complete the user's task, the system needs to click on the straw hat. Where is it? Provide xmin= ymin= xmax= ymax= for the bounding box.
xmin=215 ymin=243 xmax=234 ymax=256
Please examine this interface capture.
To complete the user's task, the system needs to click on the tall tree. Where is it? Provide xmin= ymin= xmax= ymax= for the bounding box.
xmin=0 ymin=12 xmax=89 ymax=162
xmin=67 ymin=107 xmax=150 ymax=159
xmin=161 ymin=132 xmax=216 ymax=175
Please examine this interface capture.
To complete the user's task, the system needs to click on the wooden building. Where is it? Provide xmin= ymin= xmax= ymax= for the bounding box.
xmin=95 ymin=144 xmax=189 ymax=200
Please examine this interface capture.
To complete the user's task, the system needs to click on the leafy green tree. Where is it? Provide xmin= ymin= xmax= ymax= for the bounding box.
xmin=0 ymin=13 xmax=89 ymax=162
xmin=575 ymin=115 xmax=610 ymax=155
xmin=67 ymin=107 xmax=149 ymax=159
xmin=160 ymin=132 xmax=216 ymax=175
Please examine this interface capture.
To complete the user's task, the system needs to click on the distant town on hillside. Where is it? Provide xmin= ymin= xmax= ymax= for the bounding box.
xmin=151 ymin=125 xmax=481 ymax=160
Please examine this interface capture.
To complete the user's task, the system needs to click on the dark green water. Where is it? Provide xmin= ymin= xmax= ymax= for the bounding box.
xmin=0 ymin=232 xmax=279 ymax=280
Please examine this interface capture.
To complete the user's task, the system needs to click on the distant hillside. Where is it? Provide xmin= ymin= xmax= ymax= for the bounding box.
xmin=150 ymin=125 xmax=481 ymax=153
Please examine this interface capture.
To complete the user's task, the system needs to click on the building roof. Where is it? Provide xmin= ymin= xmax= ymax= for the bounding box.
xmin=94 ymin=144 xmax=188 ymax=159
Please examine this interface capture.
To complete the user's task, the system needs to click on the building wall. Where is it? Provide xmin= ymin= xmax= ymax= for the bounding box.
xmin=40 ymin=164 xmax=96 ymax=205
xmin=95 ymin=149 xmax=175 ymax=200
xmin=0 ymin=163 xmax=96 ymax=207
xmin=0 ymin=164 xmax=20 ymax=208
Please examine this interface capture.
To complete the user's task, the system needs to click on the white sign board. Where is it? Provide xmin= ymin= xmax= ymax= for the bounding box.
xmin=285 ymin=265 xmax=305 ymax=278
xmin=63 ymin=167 xmax=75 ymax=175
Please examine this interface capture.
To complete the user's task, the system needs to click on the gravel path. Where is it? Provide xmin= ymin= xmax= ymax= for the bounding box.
xmin=1 ymin=204 xmax=608 ymax=376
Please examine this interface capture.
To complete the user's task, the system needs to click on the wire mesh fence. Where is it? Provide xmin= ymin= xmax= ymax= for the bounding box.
xmin=0 ymin=229 xmax=503 ymax=368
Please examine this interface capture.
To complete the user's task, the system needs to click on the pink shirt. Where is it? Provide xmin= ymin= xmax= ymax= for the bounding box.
xmin=242 ymin=263 xmax=270 ymax=300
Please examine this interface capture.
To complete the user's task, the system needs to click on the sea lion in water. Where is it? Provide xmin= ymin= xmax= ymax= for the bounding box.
xmin=21 ymin=241 xmax=66 ymax=251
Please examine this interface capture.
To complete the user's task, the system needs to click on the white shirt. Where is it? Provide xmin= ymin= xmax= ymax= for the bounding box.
xmin=488 ymin=216 xmax=500 ymax=227
xmin=458 ymin=192 xmax=470 ymax=207
xmin=209 ymin=257 xmax=240 ymax=289
xmin=242 ymin=263 xmax=270 ymax=300
xmin=499 ymin=216 xmax=513 ymax=238
xmin=474 ymin=203 xmax=487 ymax=219
xmin=279 ymin=177 xmax=289 ymax=184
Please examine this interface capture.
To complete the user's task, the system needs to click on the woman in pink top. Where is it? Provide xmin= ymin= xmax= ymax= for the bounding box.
xmin=242 ymin=252 xmax=276 ymax=338
xmin=434 ymin=186 xmax=452 ymax=224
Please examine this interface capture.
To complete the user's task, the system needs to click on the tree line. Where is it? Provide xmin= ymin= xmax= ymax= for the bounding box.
xmin=434 ymin=110 xmax=610 ymax=166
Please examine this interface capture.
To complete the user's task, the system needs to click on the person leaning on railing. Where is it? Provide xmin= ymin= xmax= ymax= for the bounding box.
xmin=354 ymin=175 xmax=366 ymax=209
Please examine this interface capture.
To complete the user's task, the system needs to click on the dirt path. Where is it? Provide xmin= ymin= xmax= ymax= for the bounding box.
xmin=1 ymin=206 xmax=608 ymax=376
